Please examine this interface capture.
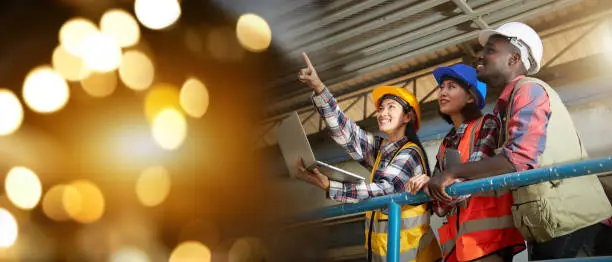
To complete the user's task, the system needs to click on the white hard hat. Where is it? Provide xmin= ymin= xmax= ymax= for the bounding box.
xmin=478 ymin=22 xmax=543 ymax=75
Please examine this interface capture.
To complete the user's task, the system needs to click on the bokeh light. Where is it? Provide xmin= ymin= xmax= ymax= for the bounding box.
xmin=119 ymin=50 xmax=155 ymax=91
xmin=5 ymin=166 xmax=42 ymax=210
xmin=59 ymin=18 xmax=99 ymax=57
xmin=52 ymin=45 xmax=91 ymax=81
xmin=169 ymin=241 xmax=211 ymax=262
xmin=81 ymin=32 xmax=122 ymax=72
xmin=110 ymin=246 xmax=150 ymax=262
xmin=22 ymin=66 xmax=70 ymax=113
xmin=42 ymin=185 xmax=72 ymax=221
xmin=113 ymin=123 xmax=164 ymax=164
xmin=0 ymin=89 xmax=24 ymax=136
xmin=144 ymin=83 xmax=181 ymax=122
xmin=179 ymin=77 xmax=209 ymax=118
xmin=66 ymin=180 xmax=105 ymax=224
xmin=100 ymin=9 xmax=141 ymax=48
xmin=136 ymin=166 xmax=171 ymax=207
xmin=236 ymin=14 xmax=272 ymax=52
xmin=228 ymin=237 xmax=268 ymax=262
xmin=62 ymin=185 xmax=83 ymax=221
xmin=0 ymin=208 xmax=18 ymax=248
xmin=134 ymin=0 xmax=182 ymax=30
xmin=151 ymin=108 xmax=187 ymax=150
xmin=42 ymin=184 xmax=83 ymax=222
xmin=80 ymin=71 xmax=118 ymax=98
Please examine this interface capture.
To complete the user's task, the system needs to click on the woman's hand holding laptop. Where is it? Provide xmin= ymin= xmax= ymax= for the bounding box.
xmin=295 ymin=157 xmax=330 ymax=190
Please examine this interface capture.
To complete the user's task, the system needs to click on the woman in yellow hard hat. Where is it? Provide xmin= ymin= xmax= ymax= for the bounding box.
xmin=295 ymin=53 xmax=441 ymax=262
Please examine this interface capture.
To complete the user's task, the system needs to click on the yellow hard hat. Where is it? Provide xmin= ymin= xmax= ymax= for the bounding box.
xmin=372 ymin=86 xmax=421 ymax=131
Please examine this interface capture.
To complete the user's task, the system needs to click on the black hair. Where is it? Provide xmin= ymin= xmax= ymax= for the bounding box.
xmin=379 ymin=95 xmax=432 ymax=176
xmin=437 ymin=76 xmax=482 ymax=125
xmin=404 ymin=118 xmax=432 ymax=176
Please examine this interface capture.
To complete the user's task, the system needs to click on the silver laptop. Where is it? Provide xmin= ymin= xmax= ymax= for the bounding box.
xmin=443 ymin=148 xmax=463 ymax=171
xmin=276 ymin=111 xmax=365 ymax=183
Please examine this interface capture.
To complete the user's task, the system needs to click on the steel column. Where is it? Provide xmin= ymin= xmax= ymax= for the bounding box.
xmin=387 ymin=201 xmax=401 ymax=262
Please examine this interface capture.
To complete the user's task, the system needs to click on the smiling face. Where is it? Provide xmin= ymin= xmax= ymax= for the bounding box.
xmin=437 ymin=78 xmax=475 ymax=116
xmin=376 ymin=98 xmax=410 ymax=133
xmin=475 ymin=35 xmax=519 ymax=87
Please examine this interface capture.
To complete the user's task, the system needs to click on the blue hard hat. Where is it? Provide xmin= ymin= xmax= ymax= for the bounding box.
xmin=433 ymin=64 xmax=487 ymax=109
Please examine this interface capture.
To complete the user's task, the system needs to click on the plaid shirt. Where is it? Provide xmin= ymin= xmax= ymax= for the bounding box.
xmin=312 ymin=87 xmax=425 ymax=203
xmin=494 ymin=75 xmax=550 ymax=171
xmin=432 ymin=114 xmax=501 ymax=216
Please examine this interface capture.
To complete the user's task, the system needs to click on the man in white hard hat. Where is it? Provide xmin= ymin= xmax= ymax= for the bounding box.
xmin=427 ymin=21 xmax=612 ymax=260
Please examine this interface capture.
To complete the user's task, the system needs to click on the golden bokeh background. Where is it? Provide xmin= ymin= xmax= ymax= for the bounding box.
xmin=0 ymin=0 xmax=294 ymax=261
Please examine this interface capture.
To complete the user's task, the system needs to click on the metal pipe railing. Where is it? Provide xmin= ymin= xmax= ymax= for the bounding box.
xmin=299 ymin=156 xmax=612 ymax=262
xmin=536 ymin=257 xmax=612 ymax=262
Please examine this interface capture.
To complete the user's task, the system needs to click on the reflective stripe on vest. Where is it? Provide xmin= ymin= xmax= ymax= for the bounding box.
xmin=437 ymin=117 xmax=524 ymax=261
xmin=364 ymin=140 xmax=441 ymax=261
xmin=370 ymin=226 xmax=438 ymax=262
xmin=440 ymin=215 xmax=515 ymax=254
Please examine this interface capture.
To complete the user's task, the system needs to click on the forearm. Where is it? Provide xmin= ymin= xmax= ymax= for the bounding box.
xmin=312 ymin=87 xmax=362 ymax=137
xmin=328 ymin=179 xmax=399 ymax=203
xmin=453 ymin=154 xmax=516 ymax=180
xmin=327 ymin=181 xmax=368 ymax=203
xmin=311 ymin=87 xmax=374 ymax=162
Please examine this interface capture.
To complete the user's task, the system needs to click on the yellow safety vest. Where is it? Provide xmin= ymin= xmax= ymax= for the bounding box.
xmin=364 ymin=141 xmax=441 ymax=262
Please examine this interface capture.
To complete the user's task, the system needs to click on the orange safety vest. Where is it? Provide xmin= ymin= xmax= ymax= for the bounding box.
xmin=437 ymin=117 xmax=525 ymax=262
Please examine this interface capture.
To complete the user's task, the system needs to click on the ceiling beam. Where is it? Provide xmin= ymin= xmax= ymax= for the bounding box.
xmin=276 ymin=0 xmax=397 ymax=45
xmin=451 ymin=0 xmax=489 ymax=29
xmin=264 ymin=0 xmax=583 ymax=117
xmin=284 ymin=0 xmax=448 ymax=51
xmin=271 ymin=0 xmax=352 ymax=32
xmin=269 ymin=0 xmax=540 ymax=99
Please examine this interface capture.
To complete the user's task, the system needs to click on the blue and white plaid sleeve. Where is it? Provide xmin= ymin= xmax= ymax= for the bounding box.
xmin=328 ymin=148 xmax=423 ymax=203
xmin=311 ymin=87 xmax=377 ymax=169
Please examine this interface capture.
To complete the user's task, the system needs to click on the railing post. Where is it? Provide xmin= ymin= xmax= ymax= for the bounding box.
xmin=387 ymin=201 xmax=401 ymax=262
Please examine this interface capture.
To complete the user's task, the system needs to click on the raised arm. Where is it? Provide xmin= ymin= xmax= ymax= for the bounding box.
xmin=299 ymin=52 xmax=377 ymax=168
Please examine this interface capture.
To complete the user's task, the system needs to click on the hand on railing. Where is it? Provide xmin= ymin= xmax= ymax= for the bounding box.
xmin=299 ymin=156 xmax=612 ymax=221
xmin=406 ymin=174 xmax=429 ymax=195
xmin=426 ymin=172 xmax=455 ymax=202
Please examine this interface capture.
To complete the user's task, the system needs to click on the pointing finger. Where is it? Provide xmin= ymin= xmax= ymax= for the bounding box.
xmin=302 ymin=52 xmax=314 ymax=70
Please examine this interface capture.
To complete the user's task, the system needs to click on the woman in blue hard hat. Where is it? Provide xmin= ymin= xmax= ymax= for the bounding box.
xmin=407 ymin=64 xmax=525 ymax=262
xmin=295 ymin=52 xmax=441 ymax=262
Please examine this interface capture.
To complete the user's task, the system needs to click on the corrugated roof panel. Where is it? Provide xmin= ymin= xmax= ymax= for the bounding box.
xmin=257 ymin=0 xmax=612 ymax=147
xmin=468 ymin=0 xmax=498 ymax=9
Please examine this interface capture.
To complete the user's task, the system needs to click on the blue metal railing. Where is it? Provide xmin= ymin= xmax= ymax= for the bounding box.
xmin=300 ymin=156 xmax=612 ymax=262
xmin=537 ymin=258 xmax=612 ymax=262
